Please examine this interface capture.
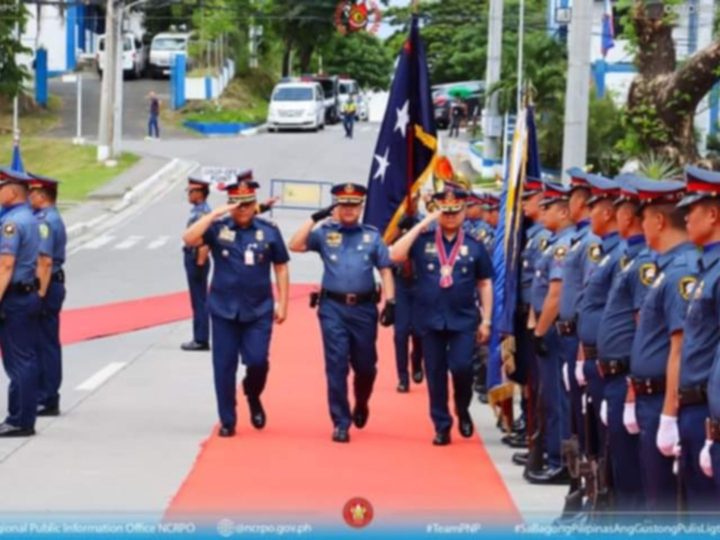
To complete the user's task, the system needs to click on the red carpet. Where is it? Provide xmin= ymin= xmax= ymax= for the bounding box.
xmin=166 ymin=285 xmax=519 ymax=524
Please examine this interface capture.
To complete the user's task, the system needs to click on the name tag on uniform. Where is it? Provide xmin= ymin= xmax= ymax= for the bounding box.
xmin=244 ymin=249 xmax=255 ymax=265
xmin=219 ymin=226 xmax=236 ymax=243
xmin=460 ymin=245 xmax=469 ymax=257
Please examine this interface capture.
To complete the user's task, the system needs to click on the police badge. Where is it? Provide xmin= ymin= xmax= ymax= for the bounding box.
xmin=678 ymin=276 xmax=698 ymax=300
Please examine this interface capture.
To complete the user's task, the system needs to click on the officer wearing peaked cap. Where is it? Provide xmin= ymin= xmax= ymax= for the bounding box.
xmin=27 ymin=173 xmax=67 ymax=417
xmin=674 ymin=166 xmax=720 ymax=508
xmin=181 ymin=174 xmax=212 ymax=352
xmin=183 ymin=176 xmax=290 ymax=438
xmin=0 ymin=168 xmax=41 ymax=437
xmin=628 ymin=176 xmax=697 ymax=512
xmin=480 ymin=193 xmax=499 ymax=253
xmin=289 ymin=183 xmax=395 ymax=444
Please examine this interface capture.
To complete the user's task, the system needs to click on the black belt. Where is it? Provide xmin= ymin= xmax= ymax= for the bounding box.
xmin=518 ymin=303 xmax=530 ymax=316
xmin=598 ymin=357 xmax=630 ymax=377
xmin=679 ymin=386 xmax=708 ymax=408
xmin=555 ymin=319 xmax=577 ymax=336
xmin=706 ymin=418 xmax=720 ymax=443
xmin=7 ymin=280 xmax=39 ymax=294
xmin=321 ymin=289 xmax=376 ymax=306
xmin=51 ymin=269 xmax=65 ymax=283
xmin=631 ymin=376 xmax=666 ymax=397
xmin=582 ymin=343 xmax=598 ymax=360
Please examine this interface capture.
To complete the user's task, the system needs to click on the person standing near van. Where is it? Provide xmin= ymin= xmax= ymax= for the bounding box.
xmin=147 ymin=91 xmax=160 ymax=139
xmin=449 ymin=98 xmax=466 ymax=138
xmin=342 ymin=97 xmax=357 ymax=139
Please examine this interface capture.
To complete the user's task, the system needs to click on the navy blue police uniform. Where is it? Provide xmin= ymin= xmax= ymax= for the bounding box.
xmin=0 ymin=168 xmax=41 ymax=436
xmin=409 ymin=189 xmax=493 ymax=445
xmin=307 ymin=183 xmax=391 ymax=442
xmin=28 ymin=174 xmax=67 ymax=414
xmin=527 ymin=182 xmax=574 ymax=481
xmin=676 ymin=166 xmax=720 ymax=508
xmin=182 ymin=175 xmax=212 ymax=351
xmin=202 ymin=179 xmax=289 ymax=436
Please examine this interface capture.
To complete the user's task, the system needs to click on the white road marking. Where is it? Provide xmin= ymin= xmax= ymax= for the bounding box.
xmin=75 ymin=362 xmax=128 ymax=391
xmin=77 ymin=235 xmax=116 ymax=250
xmin=147 ymin=235 xmax=170 ymax=250
xmin=114 ymin=235 xmax=144 ymax=250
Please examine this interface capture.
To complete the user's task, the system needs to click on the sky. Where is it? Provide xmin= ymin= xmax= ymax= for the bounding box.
xmin=377 ymin=0 xmax=411 ymax=39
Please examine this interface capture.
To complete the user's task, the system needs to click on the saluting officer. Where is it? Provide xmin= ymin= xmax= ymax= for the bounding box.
xmin=27 ymin=173 xmax=67 ymax=417
xmin=595 ymin=176 xmax=654 ymax=511
xmin=628 ymin=177 xmax=695 ymax=512
xmin=390 ymin=189 xmax=493 ymax=445
xmin=526 ymin=182 xmax=574 ymax=484
xmin=672 ymin=166 xmax=720 ymax=508
xmin=183 ymin=176 xmax=290 ymax=438
xmin=181 ymin=175 xmax=212 ymax=352
xmin=0 ymin=168 xmax=41 ymax=437
xmin=289 ymin=183 xmax=395 ymax=443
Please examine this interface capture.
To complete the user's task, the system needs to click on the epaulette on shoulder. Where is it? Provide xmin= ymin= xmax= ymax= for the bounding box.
xmin=255 ymin=216 xmax=279 ymax=228
xmin=363 ymin=223 xmax=379 ymax=232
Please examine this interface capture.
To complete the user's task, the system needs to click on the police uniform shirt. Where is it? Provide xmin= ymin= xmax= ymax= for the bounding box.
xmin=520 ymin=222 xmax=551 ymax=305
xmin=203 ymin=216 xmax=289 ymax=322
xmin=558 ymin=220 xmax=602 ymax=322
xmin=680 ymin=242 xmax=720 ymax=389
xmin=0 ymin=203 xmax=40 ymax=284
xmin=307 ymin=221 xmax=391 ymax=294
xmin=410 ymin=230 xmax=493 ymax=333
xmin=393 ymin=214 xmax=422 ymax=286
xmin=185 ymin=201 xmax=211 ymax=254
xmin=597 ymin=235 xmax=655 ymax=360
xmin=530 ymin=225 xmax=574 ymax=315
xmin=632 ymin=242 xmax=698 ymax=379
xmin=44 ymin=206 xmax=66 ymax=273
xmin=33 ymin=208 xmax=53 ymax=259
xmin=464 ymin=218 xmax=486 ymax=243
xmin=577 ymin=232 xmax=623 ymax=346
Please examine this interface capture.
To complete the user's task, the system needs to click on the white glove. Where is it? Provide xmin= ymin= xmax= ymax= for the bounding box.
xmin=657 ymin=415 xmax=680 ymax=457
xmin=623 ymin=402 xmax=640 ymax=434
xmin=575 ymin=360 xmax=587 ymax=387
xmin=562 ymin=363 xmax=570 ymax=392
xmin=700 ymin=439 xmax=714 ymax=478
xmin=600 ymin=400 xmax=608 ymax=426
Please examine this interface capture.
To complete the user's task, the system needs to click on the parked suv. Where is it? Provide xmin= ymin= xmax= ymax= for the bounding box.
xmin=267 ymin=82 xmax=326 ymax=132
xmin=96 ymin=33 xmax=147 ymax=79
xmin=149 ymin=32 xmax=192 ymax=78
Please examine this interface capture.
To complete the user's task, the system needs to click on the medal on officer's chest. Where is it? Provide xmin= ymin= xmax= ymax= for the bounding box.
xmin=435 ymin=227 xmax=465 ymax=288
xmin=440 ymin=265 xmax=452 ymax=278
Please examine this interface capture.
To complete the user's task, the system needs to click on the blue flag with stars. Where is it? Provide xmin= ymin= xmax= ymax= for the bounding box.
xmin=363 ymin=14 xmax=437 ymax=241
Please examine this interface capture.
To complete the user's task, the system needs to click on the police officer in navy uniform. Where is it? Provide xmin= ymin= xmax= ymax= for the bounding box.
xmin=183 ymin=177 xmax=290 ymax=438
xmin=27 ymin=173 xmax=67 ymax=417
xmin=671 ymin=166 xmax=720 ymax=508
xmin=480 ymin=193 xmax=499 ymax=253
xmin=390 ymin=189 xmax=493 ymax=445
xmin=181 ymin=174 xmax=212 ymax=352
xmin=627 ymin=177 xmax=695 ymax=512
xmin=595 ymin=176 xmax=654 ymax=512
xmin=0 ymin=168 xmax=41 ymax=437
xmin=289 ymin=183 xmax=395 ymax=443
xmin=526 ymin=182 xmax=574 ymax=484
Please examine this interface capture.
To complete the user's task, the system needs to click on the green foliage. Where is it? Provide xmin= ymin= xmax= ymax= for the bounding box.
xmin=321 ymin=32 xmax=393 ymax=89
xmin=0 ymin=0 xmax=29 ymax=100
xmin=635 ymin=151 xmax=682 ymax=180
xmin=587 ymin=93 xmax=625 ymax=174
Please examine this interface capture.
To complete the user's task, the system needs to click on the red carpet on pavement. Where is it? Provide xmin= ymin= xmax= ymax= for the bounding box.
xmin=166 ymin=284 xmax=519 ymax=524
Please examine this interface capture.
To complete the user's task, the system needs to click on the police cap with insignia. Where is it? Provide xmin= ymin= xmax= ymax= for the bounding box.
xmin=433 ymin=188 xmax=467 ymax=213
xmin=522 ymin=175 xmax=543 ymax=199
xmin=539 ymin=181 xmax=570 ymax=208
xmin=566 ymin=166 xmax=591 ymax=193
xmin=222 ymin=176 xmax=260 ymax=205
xmin=678 ymin=165 xmax=720 ymax=208
xmin=466 ymin=191 xmax=483 ymax=207
xmin=0 ymin=167 xmax=31 ymax=186
xmin=623 ymin=175 xmax=685 ymax=207
xmin=482 ymin=192 xmax=500 ymax=211
xmin=331 ymin=182 xmax=367 ymax=205
xmin=585 ymin=174 xmax=620 ymax=206
xmin=27 ymin=172 xmax=60 ymax=198
xmin=612 ymin=173 xmax=640 ymax=207
xmin=187 ymin=173 xmax=211 ymax=193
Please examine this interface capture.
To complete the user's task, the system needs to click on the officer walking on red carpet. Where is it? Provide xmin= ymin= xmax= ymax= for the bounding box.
xmin=289 ymin=183 xmax=395 ymax=444
xmin=183 ymin=172 xmax=290 ymax=438
xmin=390 ymin=188 xmax=494 ymax=445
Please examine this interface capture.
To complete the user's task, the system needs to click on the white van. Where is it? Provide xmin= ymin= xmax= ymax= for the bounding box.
xmin=96 ymin=33 xmax=147 ymax=79
xmin=149 ymin=32 xmax=191 ymax=78
xmin=267 ymin=82 xmax=326 ymax=132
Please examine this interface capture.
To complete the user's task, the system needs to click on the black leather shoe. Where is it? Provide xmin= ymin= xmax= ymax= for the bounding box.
xmin=0 ymin=423 xmax=35 ymax=437
xmin=181 ymin=341 xmax=210 ymax=351
xmin=432 ymin=431 xmax=451 ymax=446
xmin=512 ymin=417 xmax=527 ymax=433
xmin=512 ymin=451 xmax=529 ymax=466
xmin=458 ymin=412 xmax=474 ymax=438
xmin=477 ymin=390 xmax=488 ymax=404
xmin=526 ymin=466 xmax=571 ymax=485
xmin=502 ymin=433 xmax=528 ymax=448
xmin=352 ymin=403 xmax=369 ymax=429
xmin=218 ymin=425 xmax=235 ymax=437
xmin=332 ymin=427 xmax=350 ymax=443
xmin=411 ymin=369 xmax=424 ymax=384
xmin=37 ymin=405 xmax=60 ymax=417
xmin=248 ymin=399 xmax=266 ymax=430
xmin=396 ymin=381 xmax=409 ymax=393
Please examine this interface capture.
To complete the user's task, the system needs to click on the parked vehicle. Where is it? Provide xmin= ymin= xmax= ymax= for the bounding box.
xmin=267 ymin=82 xmax=326 ymax=132
xmin=307 ymin=75 xmax=340 ymax=124
xmin=148 ymin=32 xmax=191 ymax=78
xmin=96 ymin=33 xmax=147 ymax=79
xmin=338 ymin=78 xmax=369 ymax=121
xmin=432 ymin=80 xmax=484 ymax=129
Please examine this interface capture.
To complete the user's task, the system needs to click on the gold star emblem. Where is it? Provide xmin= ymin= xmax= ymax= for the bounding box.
xmin=350 ymin=503 xmax=367 ymax=523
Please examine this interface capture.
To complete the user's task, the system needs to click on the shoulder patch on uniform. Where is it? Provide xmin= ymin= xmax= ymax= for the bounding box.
xmin=639 ymin=263 xmax=658 ymax=286
xmin=678 ymin=276 xmax=698 ymax=300
xmin=479 ymin=228 xmax=487 ymax=239
xmin=39 ymin=223 xmax=50 ymax=239
xmin=588 ymin=243 xmax=602 ymax=263
xmin=2 ymin=223 xmax=16 ymax=237
xmin=553 ymin=246 xmax=567 ymax=261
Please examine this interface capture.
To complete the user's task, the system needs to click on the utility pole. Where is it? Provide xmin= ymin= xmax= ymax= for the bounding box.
xmin=12 ymin=0 xmax=21 ymax=140
xmin=560 ymin=0 xmax=593 ymax=180
xmin=516 ymin=0 xmax=525 ymax=112
xmin=97 ymin=0 xmax=117 ymax=161
xmin=112 ymin=3 xmax=124 ymax=157
xmin=482 ymin=0 xmax=503 ymax=177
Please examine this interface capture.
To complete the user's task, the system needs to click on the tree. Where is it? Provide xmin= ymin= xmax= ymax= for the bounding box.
xmin=621 ymin=0 xmax=720 ymax=166
xmin=0 ymin=0 xmax=29 ymax=101
xmin=321 ymin=32 xmax=393 ymax=89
